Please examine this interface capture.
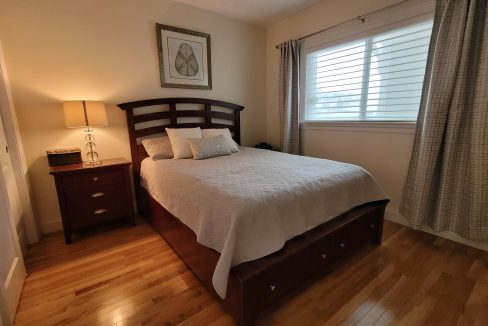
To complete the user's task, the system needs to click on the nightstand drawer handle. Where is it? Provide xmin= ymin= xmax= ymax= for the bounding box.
xmin=92 ymin=177 xmax=99 ymax=181
xmin=94 ymin=209 xmax=108 ymax=215
xmin=91 ymin=192 xmax=105 ymax=198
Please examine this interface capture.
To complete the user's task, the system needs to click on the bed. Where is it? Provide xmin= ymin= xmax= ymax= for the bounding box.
xmin=117 ymin=98 xmax=389 ymax=325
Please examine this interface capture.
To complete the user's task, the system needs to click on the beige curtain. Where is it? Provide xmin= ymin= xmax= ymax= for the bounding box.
xmin=400 ymin=0 xmax=488 ymax=240
xmin=279 ymin=40 xmax=300 ymax=154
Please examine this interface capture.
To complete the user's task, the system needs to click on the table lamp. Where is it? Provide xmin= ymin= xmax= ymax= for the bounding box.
xmin=63 ymin=100 xmax=108 ymax=164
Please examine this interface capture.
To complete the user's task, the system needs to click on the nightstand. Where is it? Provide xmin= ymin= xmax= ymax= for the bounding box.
xmin=50 ymin=158 xmax=135 ymax=244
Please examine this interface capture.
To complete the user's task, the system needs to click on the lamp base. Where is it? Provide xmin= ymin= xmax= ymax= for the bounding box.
xmin=84 ymin=129 xmax=102 ymax=165
xmin=83 ymin=159 xmax=102 ymax=165
xmin=85 ymin=149 xmax=101 ymax=165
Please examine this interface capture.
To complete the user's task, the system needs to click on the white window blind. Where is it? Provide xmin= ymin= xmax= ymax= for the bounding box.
xmin=304 ymin=20 xmax=433 ymax=122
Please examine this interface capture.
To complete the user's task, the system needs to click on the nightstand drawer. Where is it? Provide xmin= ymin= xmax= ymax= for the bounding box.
xmin=65 ymin=186 xmax=130 ymax=228
xmin=64 ymin=184 xmax=127 ymax=207
xmin=68 ymin=200 xmax=130 ymax=228
xmin=62 ymin=169 xmax=124 ymax=191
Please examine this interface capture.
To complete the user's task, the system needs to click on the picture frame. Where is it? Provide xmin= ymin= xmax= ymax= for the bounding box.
xmin=156 ymin=23 xmax=212 ymax=90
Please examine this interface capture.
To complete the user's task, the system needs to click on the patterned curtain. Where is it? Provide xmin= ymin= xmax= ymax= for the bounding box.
xmin=279 ymin=40 xmax=300 ymax=154
xmin=400 ymin=0 xmax=488 ymax=240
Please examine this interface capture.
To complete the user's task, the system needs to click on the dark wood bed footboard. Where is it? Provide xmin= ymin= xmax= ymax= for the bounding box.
xmin=141 ymin=187 xmax=388 ymax=325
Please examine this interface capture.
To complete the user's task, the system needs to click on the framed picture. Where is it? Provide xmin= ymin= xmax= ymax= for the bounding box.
xmin=156 ymin=24 xmax=212 ymax=90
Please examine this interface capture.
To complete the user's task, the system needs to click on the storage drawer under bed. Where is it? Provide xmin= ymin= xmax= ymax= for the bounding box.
xmin=249 ymin=210 xmax=381 ymax=310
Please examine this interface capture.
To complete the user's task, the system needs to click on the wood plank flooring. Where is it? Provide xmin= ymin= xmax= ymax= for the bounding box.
xmin=14 ymin=220 xmax=488 ymax=325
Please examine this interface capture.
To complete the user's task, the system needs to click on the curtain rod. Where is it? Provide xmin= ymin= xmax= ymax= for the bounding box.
xmin=275 ymin=0 xmax=411 ymax=49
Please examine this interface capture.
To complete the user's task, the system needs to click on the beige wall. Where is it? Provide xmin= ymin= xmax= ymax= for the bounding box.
xmin=301 ymin=125 xmax=414 ymax=210
xmin=266 ymin=0 xmax=412 ymax=211
xmin=0 ymin=0 xmax=266 ymax=233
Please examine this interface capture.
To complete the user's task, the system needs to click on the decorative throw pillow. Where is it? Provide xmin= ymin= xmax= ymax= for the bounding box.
xmin=187 ymin=134 xmax=233 ymax=160
xmin=166 ymin=127 xmax=203 ymax=159
xmin=141 ymin=136 xmax=173 ymax=160
xmin=202 ymin=128 xmax=240 ymax=153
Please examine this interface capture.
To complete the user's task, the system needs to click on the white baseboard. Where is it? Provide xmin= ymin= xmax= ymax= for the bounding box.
xmin=40 ymin=219 xmax=63 ymax=234
xmin=385 ymin=209 xmax=488 ymax=252
xmin=39 ymin=210 xmax=488 ymax=252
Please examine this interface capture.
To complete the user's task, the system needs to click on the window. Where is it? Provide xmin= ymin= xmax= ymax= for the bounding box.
xmin=303 ymin=20 xmax=433 ymax=122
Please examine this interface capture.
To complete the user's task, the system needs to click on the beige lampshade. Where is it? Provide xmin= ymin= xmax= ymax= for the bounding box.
xmin=63 ymin=100 xmax=108 ymax=128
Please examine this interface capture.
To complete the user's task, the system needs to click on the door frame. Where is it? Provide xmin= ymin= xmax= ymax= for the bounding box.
xmin=0 ymin=144 xmax=26 ymax=325
xmin=0 ymin=41 xmax=40 ymax=244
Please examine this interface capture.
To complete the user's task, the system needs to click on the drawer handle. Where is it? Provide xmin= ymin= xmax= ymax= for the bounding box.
xmin=369 ymin=224 xmax=376 ymax=229
xmin=269 ymin=284 xmax=277 ymax=292
xmin=91 ymin=192 xmax=105 ymax=198
xmin=321 ymin=253 xmax=327 ymax=260
xmin=94 ymin=209 xmax=108 ymax=215
xmin=339 ymin=242 xmax=345 ymax=248
xmin=92 ymin=177 xmax=99 ymax=181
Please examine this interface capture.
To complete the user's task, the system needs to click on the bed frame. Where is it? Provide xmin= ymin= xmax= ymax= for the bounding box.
xmin=117 ymin=98 xmax=389 ymax=325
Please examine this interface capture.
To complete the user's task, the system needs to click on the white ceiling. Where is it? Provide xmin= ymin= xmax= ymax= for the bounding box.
xmin=172 ymin=0 xmax=322 ymax=26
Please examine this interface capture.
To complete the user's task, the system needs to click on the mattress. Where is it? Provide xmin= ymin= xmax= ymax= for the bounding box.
xmin=140 ymin=147 xmax=387 ymax=298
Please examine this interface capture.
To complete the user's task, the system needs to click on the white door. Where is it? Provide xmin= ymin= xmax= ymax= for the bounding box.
xmin=0 ymin=41 xmax=37 ymax=250
xmin=0 ymin=112 xmax=26 ymax=325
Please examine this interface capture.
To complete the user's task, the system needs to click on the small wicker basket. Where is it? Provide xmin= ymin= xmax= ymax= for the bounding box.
xmin=46 ymin=148 xmax=82 ymax=167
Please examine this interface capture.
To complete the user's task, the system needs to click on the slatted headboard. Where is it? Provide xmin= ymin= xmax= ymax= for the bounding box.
xmin=117 ymin=97 xmax=245 ymax=179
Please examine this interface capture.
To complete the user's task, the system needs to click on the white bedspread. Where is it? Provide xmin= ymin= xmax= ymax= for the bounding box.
xmin=140 ymin=147 xmax=387 ymax=298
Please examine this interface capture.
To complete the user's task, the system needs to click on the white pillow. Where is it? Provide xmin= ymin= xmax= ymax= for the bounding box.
xmin=187 ymin=134 xmax=232 ymax=160
xmin=166 ymin=127 xmax=203 ymax=159
xmin=141 ymin=136 xmax=173 ymax=160
xmin=202 ymin=128 xmax=239 ymax=153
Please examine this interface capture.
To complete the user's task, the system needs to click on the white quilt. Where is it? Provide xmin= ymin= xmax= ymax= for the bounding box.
xmin=140 ymin=147 xmax=387 ymax=298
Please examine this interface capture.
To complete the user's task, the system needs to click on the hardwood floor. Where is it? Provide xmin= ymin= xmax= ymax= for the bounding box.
xmin=14 ymin=220 xmax=488 ymax=326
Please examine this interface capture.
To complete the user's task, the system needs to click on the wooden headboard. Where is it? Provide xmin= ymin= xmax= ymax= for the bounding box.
xmin=117 ymin=97 xmax=245 ymax=178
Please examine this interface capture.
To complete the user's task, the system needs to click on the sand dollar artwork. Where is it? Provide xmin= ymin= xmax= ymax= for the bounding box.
xmin=157 ymin=24 xmax=211 ymax=89
xmin=175 ymin=43 xmax=199 ymax=77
